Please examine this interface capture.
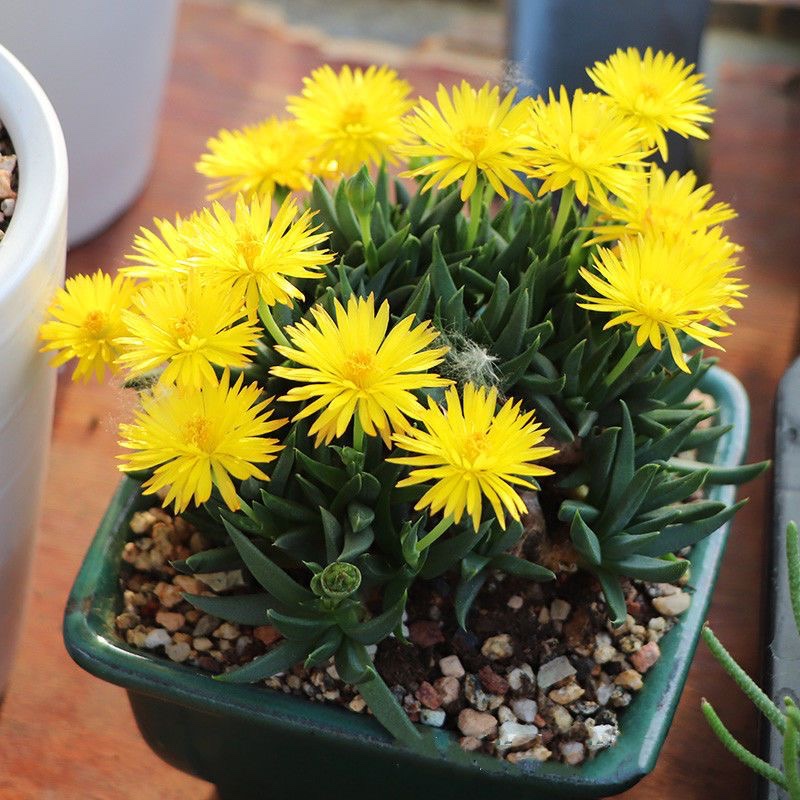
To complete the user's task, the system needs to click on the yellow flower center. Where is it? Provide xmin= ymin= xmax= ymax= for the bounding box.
xmin=457 ymin=126 xmax=489 ymax=157
xmin=340 ymin=101 xmax=368 ymax=134
xmin=462 ymin=431 xmax=489 ymax=465
xmin=237 ymin=237 xmax=264 ymax=268
xmin=343 ymin=349 xmax=377 ymax=389
xmin=82 ymin=310 xmax=108 ymax=338
xmin=183 ymin=414 xmax=215 ymax=452
xmin=174 ymin=315 xmax=197 ymax=341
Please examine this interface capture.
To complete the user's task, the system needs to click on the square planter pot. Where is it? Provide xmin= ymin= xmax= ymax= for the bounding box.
xmin=64 ymin=366 xmax=750 ymax=800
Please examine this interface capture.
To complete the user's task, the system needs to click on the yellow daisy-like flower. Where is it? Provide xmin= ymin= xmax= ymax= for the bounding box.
xmin=589 ymin=166 xmax=737 ymax=245
xmin=116 ymin=273 xmax=261 ymax=388
xmin=587 ymin=47 xmax=713 ymax=160
xmin=578 ymin=234 xmax=746 ymax=372
xmin=39 ymin=270 xmax=137 ymax=383
xmin=398 ymin=81 xmax=533 ymax=201
xmin=191 ymin=194 xmax=333 ymax=313
xmin=525 ymin=87 xmax=649 ymax=205
xmin=390 ymin=383 xmax=557 ymax=531
xmin=270 ymin=294 xmax=449 ymax=446
xmin=118 ymin=371 xmax=286 ymax=513
xmin=121 ymin=212 xmax=204 ymax=284
xmin=287 ymin=64 xmax=412 ymax=175
xmin=196 ymin=117 xmax=320 ymax=200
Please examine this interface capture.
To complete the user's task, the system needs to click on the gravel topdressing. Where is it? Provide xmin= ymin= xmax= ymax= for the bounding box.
xmin=0 ymin=123 xmax=17 ymax=240
xmin=115 ymin=502 xmax=692 ymax=767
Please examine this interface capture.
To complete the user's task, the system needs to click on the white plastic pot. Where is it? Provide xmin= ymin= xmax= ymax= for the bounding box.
xmin=0 ymin=44 xmax=68 ymax=698
xmin=0 ymin=1 xmax=178 ymax=247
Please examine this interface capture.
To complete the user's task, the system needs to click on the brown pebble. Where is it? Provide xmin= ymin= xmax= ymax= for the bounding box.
xmin=434 ymin=676 xmax=461 ymax=706
xmin=630 ymin=641 xmax=661 ymax=673
xmin=173 ymin=575 xmax=204 ymax=595
xmin=197 ymin=655 xmax=223 ymax=674
xmin=615 ymin=669 xmax=644 ymax=691
xmin=154 ymin=581 xmax=183 ymax=609
xmin=459 ymin=736 xmax=483 ymax=752
xmin=408 ymin=620 xmax=445 ymax=648
xmin=254 ymin=625 xmax=282 ymax=646
xmin=155 ymin=610 xmax=185 ymax=632
xmin=478 ymin=665 xmax=509 ymax=695
xmin=415 ymin=681 xmax=442 ymax=710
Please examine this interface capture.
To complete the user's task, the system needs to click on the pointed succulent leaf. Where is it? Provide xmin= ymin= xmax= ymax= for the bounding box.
xmin=493 ymin=289 xmax=530 ymax=360
xmin=455 ymin=569 xmax=488 ymax=630
xmin=531 ymin=393 xmax=574 ymax=442
xmin=600 ymin=532 xmax=662 ymax=560
xmin=402 ymin=273 xmax=432 ymax=322
xmin=295 ymin=474 xmax=327 ymax=508
xmin=607 ymin=554 xmax=689 ymax=583
xmin=310 ymin=178 xmax=342 ymax=242
xmin=597 ymin=464 xmax=660 ymax=536
xmin=342 ymin=590 xmax=408 ymax=645
xmin=420 ymin=525 xmax=484 ymax=579
xmin=586 ymin=427 xmax=619 ymax=496
xmin=305 ymin=628 xmax=344 ymax=668
xmin=605 ymin=401 xmax=635 ymax=511
xmin=179 ymin=545 xmax=243 ymax=575
xmin=569 ymin=512 xmax=602 ymax=567
xmin=225 ymin=521 xmax=315 ymax=604
xmin=347 ymin=503 xmax=376 ymax=533
xmin=182 ymin=592 xmax=278 ymax=625
xmin=258 ymin=489 xmax=318 ymax=523
xmin=595 ymin=569 xmax=628 ymax=626
xmin=638 ymin=469 xmax=708 ymax=513
xmin=266 ymin=430 xmax=297 ymax=496
xmin=634 ymin=411 xmax=713 ymax=467
xmin=334 ymin=637 xmax=372 ymax=684
xmin=340 ymin=525 xmax=376 ymax=562
xmin=428 ymin=235 xmax=458 ymax=303
xmin=640 ymin=500 xmax=748 ymax=556
xmin=295 ymin=450 xmax=347 ymax=490
xmin=563 ymin=340 xmax=587 ymax=397
xmin=625 ymin=509 xmax=682 ymax=536
xmin=682 ymin=424 xmax=733 ymax=452
xmin=333 ymin=179 xmax=361 ymax=242
xmin=268 ymin=609 xmax=334 ymax=641
xmin=490 ymin=553 xmax=555 ymax=582
xmin=480 ymin=272 xmax=511 ymax=336
xmin=518 ymin=373 xmax=567 ymax=396
xmin=664 ymin=458 xmax=770 ymax=486
xmin=216 ymin=637 xmax=313 ymax=683
xmin=558 ymin=500 xmax=600 ymax=525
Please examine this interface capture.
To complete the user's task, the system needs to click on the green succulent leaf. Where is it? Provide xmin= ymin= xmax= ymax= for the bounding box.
xmin=607 ymin=554 xmax=689 ymax=582
xmin=341 ymin=590 xmax=408 ymax=645
xmin=569 ymin=512 xmax=602 ymax=567
xmin=455 ymin=569 xmax=488 ymax=630
xmin=182 ymin=592 xmax=278 ymax=625
xmin=216 ymin=637 xmax=313 ymax=684
xmin=490 ymin=553 xmax=555 ymax=582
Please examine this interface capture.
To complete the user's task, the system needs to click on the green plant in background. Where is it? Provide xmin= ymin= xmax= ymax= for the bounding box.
xmin=40 ymin=51 xmax=769 ymax=747
xmin=701 ymin=521 xmax=800 ymax=798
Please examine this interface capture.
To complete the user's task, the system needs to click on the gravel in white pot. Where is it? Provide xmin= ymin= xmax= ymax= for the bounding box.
xmin=0 ymin=0 xmax=178 ymax=247
xmin=0 ymin=44 xmax=67 ymax=698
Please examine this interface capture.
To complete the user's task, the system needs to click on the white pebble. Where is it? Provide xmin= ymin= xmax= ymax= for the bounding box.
xmin=439 ymin=654 xmax=465 ymax=678
xmin=143 ymin=628 xmax=172 ymax=649
xmin=510 ymin=698 xmax=538 ymax=724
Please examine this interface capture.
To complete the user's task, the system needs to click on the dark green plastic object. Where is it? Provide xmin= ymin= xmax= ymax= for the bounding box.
xmin=64 ymin=367 xmax=750 ymax=800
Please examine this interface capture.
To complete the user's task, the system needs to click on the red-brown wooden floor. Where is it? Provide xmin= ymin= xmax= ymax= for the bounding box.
xmin=0 ymin=3 xmax=798 ymax=798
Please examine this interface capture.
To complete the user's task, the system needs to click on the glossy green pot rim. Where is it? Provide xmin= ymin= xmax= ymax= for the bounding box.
xmin=63 ymin=366 xmax=750 ymax=797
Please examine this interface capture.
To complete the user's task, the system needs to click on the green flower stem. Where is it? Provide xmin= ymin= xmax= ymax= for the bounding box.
xmin=784 ymin=703 xmax=800 ymax=800
xmin=416 ymin=515 xmax=454 ymax=553
xmin=548 ymin=182 xmax=575 ymax=252
xmin=701 ymin=700 xmax=787 ymax=789
xmin=564 ymin=205 xmax=600 ymax=288
xmin=702 ymin=625 xmax=786 ymax=734
xmin=466 ymin=176 xmax=487 ymax=248
xmin=787 ymin=522 xmax=800 ymax=635
xmin=357 ymin=211 xmax=372 ymax=251
xmin=258 ymin=300 xmax=291 ymax=348
xmin=357 ymin=665 xmax=422 ymax=746
xmin=604 ymin=337 xmax=642 ymax=386
xmin=352 ymin=415 xmax=365 ymax=452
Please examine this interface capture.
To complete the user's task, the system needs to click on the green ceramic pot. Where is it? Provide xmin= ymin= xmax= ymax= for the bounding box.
xmin=64 ymin=367 xmax=750 ymax=800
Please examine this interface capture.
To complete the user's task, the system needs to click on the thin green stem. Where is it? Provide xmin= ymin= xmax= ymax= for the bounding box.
xmin=702 ymin=625 xmax=786 ymax=734
xmin=548 ymin=182 xmax=575 ymax=252
xmin=258 ymin=300 xmax=291 ymax=348
xmin=784 ymin=703 xmax=800 ymax=800
xmin=416 ymin=515 xmax=455 ymax=553
xmin=565 ymin=205 xmax=600 ymax=287
xmin=353 ymin=415 xmax=365 ymax=452
xmin=604 ymin=337 xmax=642 ymax=386
xmin=701 ymin=700 xmax=787 ymax=789
xmin=466 ymin=176 xmax=486 ymax=248
xmin=787 ymin=522 xmax=800 ymax=636
xmin=358 ymin=212 xmax=372 ymax=251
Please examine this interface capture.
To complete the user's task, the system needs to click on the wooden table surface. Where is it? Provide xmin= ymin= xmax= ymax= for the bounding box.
xmin=1 ymin=3 xmax=798 ymax=798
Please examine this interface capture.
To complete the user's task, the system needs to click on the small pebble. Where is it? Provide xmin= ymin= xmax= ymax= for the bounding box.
xmin=420 ymin=708 xmax=446 ymax=728
xmin=193 ymin=615 xmax=221 ymax=638
xmin=481 ymin=634 xmax=514 ymax=661
xmin=434 ymin=676 xmax=460 ymax=706
xmin=507 ymin=594 xmax=524 ymax=610
xmin=615 ymin=669 xmax=644 ymax=691
xmin=496 ymin=721 xmax=539 ymax=752
xmin=415 ymin=681 xmax=442 ymax=710
xmin=439 ymin=655 xmax=465 ymax=678
xmin=478 ymin=665 xmax=509 ymax=695
xmin=507 ymin=745 xmax=552 ymax=763
xmin=154 ymin=581 xmax=183 ymax=609
xmin=193 ymin=637 xmax=213 ymax=652
xmin=155 ymin=610 xmax=185 ymax=632
xmin=459 ymin=736 xmax=483 ymax=752
xmin=165 ymin=641 xmax=192 ymax=663
xmin=537 ymin=655 xmax=576 ymax=690
xmin=548 ymin=682 xmax=585 ymax=706
xmin=143 ymin=628 xmax=172 ymax=649
xmin=652 ymin=591 xmax=691 ymax=617
xmin=253 ymin=625 xmax=282 ymax=646
xmin=195 ymin=570 xmax=246 ymax=592
xmin=464 ymin=674 xmax=490 ymax=711
xmin=510 ymin=698 xmax=538 ymax=724
xmin=631 ymin=641 xmax=661 ymax=673
xmin=408 ymin=620 xmax=445 ymax=648
xmin=559 ymin=741 xmax=586 ymax=766
xmin=587 ymin=723 xmax=619 ymax=754
xmin=348 ymin=695 xmax=367 ymax=713
xmin=550 ymin=599 xmax=571 ymax=621
xmin=507 ymin=663 xmax=535 ymax=691
xmin=213 ymin=622 xmax=240 ymax=640
xmin=457 ymin=709 xmax=498 ymax=740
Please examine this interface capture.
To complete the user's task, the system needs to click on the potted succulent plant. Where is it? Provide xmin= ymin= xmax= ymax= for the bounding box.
xmin=0 ymin=44 xmax=67 ymax=702
xmin=57 ymin=53 xmax=766 ymax=798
